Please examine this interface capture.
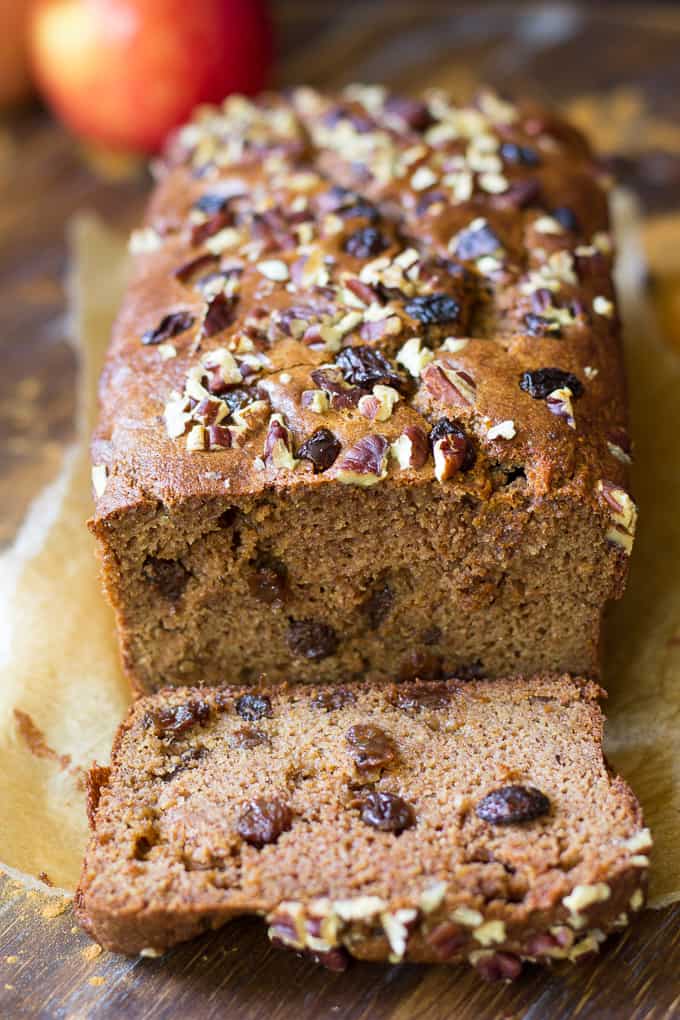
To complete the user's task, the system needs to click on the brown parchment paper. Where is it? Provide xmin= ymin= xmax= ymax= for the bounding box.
xmin=0 ymin=201 xmax=678 ymax=905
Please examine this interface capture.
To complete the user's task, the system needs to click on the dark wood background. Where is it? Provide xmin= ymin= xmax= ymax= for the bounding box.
xmin=1 ymin=3 xmax=680 ymax=1017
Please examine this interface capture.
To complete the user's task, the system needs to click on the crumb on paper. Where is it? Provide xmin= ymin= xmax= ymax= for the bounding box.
xmin=42 ymin=897 xmax=71 ymax=919
xmin=13 ymin=709 xmax=85 ymax=786
xmin=82 ymin=944 xmax=102 ymax=961
xmin=88 ymin=976 xmax=106 ymax=987
xmin=5 ymin=956 xmax=18 ymax=964
xmin=13 ymin=710 xmax=72 ymax=772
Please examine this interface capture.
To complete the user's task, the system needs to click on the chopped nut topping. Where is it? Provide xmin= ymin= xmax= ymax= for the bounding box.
xmin=335 ymin=434 xmax=389 ymax=486
xmin=622 ymin=828 xmax=653 ymax=852
xmin=478 ymin=172 xmax=509 ymax=194
xmin=487 ymin=420 xmax=516 ymax=441
xmin=186 ymin=424 xmax=207 ymax=452
xmin=473 ymin=920 xmax=506 ymax=946
xmin=533 ymin=216 xmax=564 ymax=235
xmin=593 ymin=295 xmax=614 ymax=317
xmin=381 ymin=908 xmax=418 ymax=960
xmin=129 ymin=227 xmax=163 ymax=254
xmin=419 ymin=881 xmax=448 ymax=914
xmin=452 ymin=907 xmax=483 ymax=927
xmin=596 ymin=480 xmax=637 ymax=554
xmin=91 ymin=464 xmax=108 ymax=498
xmin=563 ymin=883 xmax=610 ymax=924
xmin=333 ymin=896 xmax=386 ymax=922
xmin=422 ymin=361 xmax=476 ymax=407
xmin=264 ymin=414 xmax=298 ymax=471
xmin=358 ymin=384 xmax=400 ymax=422
xmin=545 ymin=386 xmax=576 ymax=429
xmin=396 ymin=337 xmax=434 ymax=377
xmin=301 ymin=389 xmax=331 ymax=414
xmin=257 ymin=259 xmax=290 ymax=282
xmin=410 ymin=166 xmax=438 ymax=191
xmin=629 ymin=890 xmax=644 ymax=911
xmin=391 ymin=426 xmax=429 ymax=470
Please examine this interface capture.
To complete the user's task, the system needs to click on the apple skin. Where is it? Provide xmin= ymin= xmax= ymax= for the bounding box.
xmin=30 ymin=0 xmax=273 ymax=153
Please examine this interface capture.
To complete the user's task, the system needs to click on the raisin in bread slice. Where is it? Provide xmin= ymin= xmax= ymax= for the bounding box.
xmin=76 ymin=676 xmax=650 ymax=977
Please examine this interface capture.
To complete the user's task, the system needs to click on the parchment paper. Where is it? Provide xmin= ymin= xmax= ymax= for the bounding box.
xmin=0 ymin=201 xmax=677 ymax=906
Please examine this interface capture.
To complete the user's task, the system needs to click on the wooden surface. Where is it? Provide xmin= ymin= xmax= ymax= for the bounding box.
xmin=2 ymin=2 xmax=680 ymax=1017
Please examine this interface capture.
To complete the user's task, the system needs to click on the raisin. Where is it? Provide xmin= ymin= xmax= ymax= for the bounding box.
xmin=287 ymin=619 xmax=339 ymax=660
xmin=524 ymin=313 xmax=561 ymax=338
xmin=346 ymin=724 xmax=397 ymax=771
xmin=475 ymin=785 xmax=550 ymax=825
xmin=360 ymin=791 xmax=415 ymax=833
xmin=161 ymin=746 xmax=207 ymax=781
xmin=429 ymin=419 xmax=476 ymax=471
xmin=519 ymin=368 xmax=584 ymax=400
xmin=230 ymin=727 xmax=270 ymax=749
xmin=235 ymin=694 xmax=273 ymax=722
xmin=453 ymin=222 xmax=502 ymax=261
xmin=335 ymin=346 xmax=407 ymax=394
xmin=392 ymin=682 xmax=450 ymax=712
xmin=398 ymin=649 xmax=443 ymax=682
xmin=361 ymin=582 xmax=394 ymax=630
xmin=141 ymin=311 xmax=195 ymax=346
xmin=552 ymin=206 xmax=580 ymax=232
xmin=312 ymin=688 xmax=356 ymax=711
xmin=297 ymin=429 xmax=341 ymax=473
xmin=237 ymin=798 xmax=292 ymax=848
xmin=403 ymin=293 xmax=460 ymax=325
xmin=384 ymin=94 xmax=434 ymax=132
xmin=200 ymin=292 xmax=238 ymax=339
xmin=142 ymin=557 xmax=190 ymax=600
xmin=249 ymin=558 xmax=287 ymax=606
xmin=338 ymin=201 xmax=382 ymax=223
xmin=499 ymin=142 xmax=540 ymax=167
xmin=154 ymin=699 xmax=210 ymax=736
xmin=193 ymin=193 xmax=230 ymax=215
xmin=344 ymin=227 xmax=389 ymax=258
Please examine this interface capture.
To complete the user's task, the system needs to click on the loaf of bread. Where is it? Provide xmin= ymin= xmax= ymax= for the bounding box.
xmin=90 ymin=86 xmax=636 ymax=692
xmin=76 ymin=675 xmax=650 ymax=975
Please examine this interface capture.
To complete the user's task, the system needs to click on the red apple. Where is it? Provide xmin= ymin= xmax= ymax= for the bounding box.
xmin=29 ymin=0 xmax=273 ymax=153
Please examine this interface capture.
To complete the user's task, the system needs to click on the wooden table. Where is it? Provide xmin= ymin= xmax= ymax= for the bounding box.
xmin=1 ymin=3 xmax=680 ymax=1016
